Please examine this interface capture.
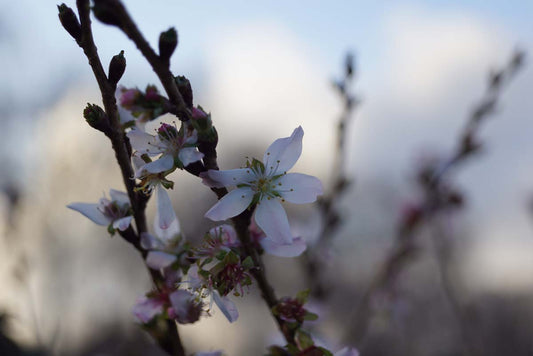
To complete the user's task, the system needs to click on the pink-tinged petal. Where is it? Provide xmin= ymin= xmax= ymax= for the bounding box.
xmin=254 ymin=198 xmax=293 ymax=244
xmin=263 ymin=126 xmax=303 ymax=174
xmin=277 ymin=173 xmax=323 ymax=204
xmin=113 ymin=216 xmax=133 ymax=231
xmin=209 ymin=224 xmax=239 ymax=247
xmin=178 ymin=147 xmax=204 ymax=167
xmin=334 ymin=347 xmax=359 ymax=356
xmin=139 ymin=154 xmax=174 ymax=175
xmin=127 ymin=128 xmax=162 ymax=155
xmin=140 ymin=232 xmax=165 ymax=250
xmin=212 ymin=291 xmax=238 ymax=323
xmin=67 ymin=203 xmax=110 ymax=226
xmin=169 ymin=290 xmax=201 ymax=324
xmin=109 ymin=189 xmax=130 ymax=206
xmin=260 ymin=236 xmax=306 ymax=257
xmin=155 ymin=185 xmax=181 ymax=242
xmin=132 ymin=296 xmax=164 ymax=323
xmin=205 ymin=187 xmax=254 ymax=221
xmin=146 ymin=251 xmax=177 ymax=269
xmin=169 ymin=290 xmax=191 ymax=315
xmin=206 ymin=168 xmax=256 ymax=188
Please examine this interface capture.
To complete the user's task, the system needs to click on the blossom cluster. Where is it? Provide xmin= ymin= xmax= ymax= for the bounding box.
xmin=66 ymin=84 xmax=357 ymax=354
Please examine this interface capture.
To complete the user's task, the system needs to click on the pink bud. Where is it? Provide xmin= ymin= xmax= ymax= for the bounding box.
xmin=192 ymin=107 xmax=207 ymax=120
xmin=120 ymin=88 xmax=139 ymax=107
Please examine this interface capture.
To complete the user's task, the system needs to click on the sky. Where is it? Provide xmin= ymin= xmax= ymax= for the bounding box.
xmin=0 ymin=0 xmax=532 ymax=353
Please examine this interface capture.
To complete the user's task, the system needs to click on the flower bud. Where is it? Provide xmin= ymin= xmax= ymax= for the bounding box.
xmin=175 ymin=75 xmax=193 ymax=108
xmin=57 ymin=4 xmax=81 ymax=43
xmin=92 ymin=0 xmax=122 ymax=27
xmin=159 ymin=27 xmax=178 ymax=62
xmin=83 ymin=103 xmax=109 ymax=133
xmin=108 ymin=50 xmax=126 ymax=87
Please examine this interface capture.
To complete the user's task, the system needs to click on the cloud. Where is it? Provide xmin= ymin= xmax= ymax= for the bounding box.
xmin=203 ymin=21 xmax=338 ymax=179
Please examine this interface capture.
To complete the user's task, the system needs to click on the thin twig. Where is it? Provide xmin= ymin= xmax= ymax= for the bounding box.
xmin=347 ymin=50 xmax=525 ymax=345
xmin=304 ymin=52 xmax=358 ymax=299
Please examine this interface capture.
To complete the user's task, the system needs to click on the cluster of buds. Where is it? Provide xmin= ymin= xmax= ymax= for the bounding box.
xmin=119 ymin=85 xmax=168 ymax=126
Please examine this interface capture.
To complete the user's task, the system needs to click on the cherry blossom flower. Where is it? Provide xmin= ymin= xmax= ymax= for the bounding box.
xmin=127 ymin=121 xmax=203 ymax=178
xmin=202 ymin=126 xmax=322 ymax=255
xmin=195 ymin=224 xmax=241 ymax=257
xmin=67 ymin=189 xmax=133 ymax=233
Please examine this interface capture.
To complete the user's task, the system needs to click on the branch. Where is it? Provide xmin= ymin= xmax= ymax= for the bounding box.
xmin=93 ymin=0 xmax=191 ymax=121
xmin=347 ymin=49 xmax=525 ymax=345
xmin=304 ymin=52 xmax=358 ymax=299
xmin=62 ymin=2 xmax=185 ymax=355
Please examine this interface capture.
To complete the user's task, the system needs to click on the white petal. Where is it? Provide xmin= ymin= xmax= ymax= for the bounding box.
xmin=254 ymin=198 xmax=293 ymax=244
xmin=140 ymin=154 xmax=174 ymax=175
xmin=263 ymin=126 xmax=303 ymax=174
xmin=131 ymin=153 xmax=146 ymax=173
xmin=204 ymin=187 xmax=254 ymax=221
xmin=260 ymin=236 xmax=306 ymax=257
xmin=183 ymin=130 xmax=198 ymax=144
xmin=334 ymin=347 xmax=360 ymax=356
xmin=277 ymin=173 xmax=323 ymax=204
xmin=146 ymin=251 xmax=177 ymax=269
xmin=132 ymin=296 xmax=164 ymax=323
xmin=206 ymin=168 xmax=256 ymax=188
xmin=185 ymin=265 xmax=203 ymax=290
xmin=127 ymin=128 xmax=163 ymax=155
xmin=112 ymin=216 xmax=133 ymax=231
xmin=109 ymin=189 xmax=130 ymax=206
xmin=178 ymin=147 xmax=204 ymax=166
xmin=140 ymin=232 xmax=165 ymax=250
xmin=117 ymin=104 xmax=135 ymax=125
xmin=155 ymin=185 xmax=180 ymax=242
xmin=67 ymin=203 xmax=110 ymax=226
xmin=212 ymin=291 xmax=238 ymax=323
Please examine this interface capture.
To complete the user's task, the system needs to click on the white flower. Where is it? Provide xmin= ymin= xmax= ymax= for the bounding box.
xmin=127 ymin=122 xmax=204 ymax=177
xmin=67 ymin=189 xmax=133 ymax=232
xmin=141 ymin=185 xmax=182 ymax=270
xmin=203 ymin=126 xmax=322 ymax=254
